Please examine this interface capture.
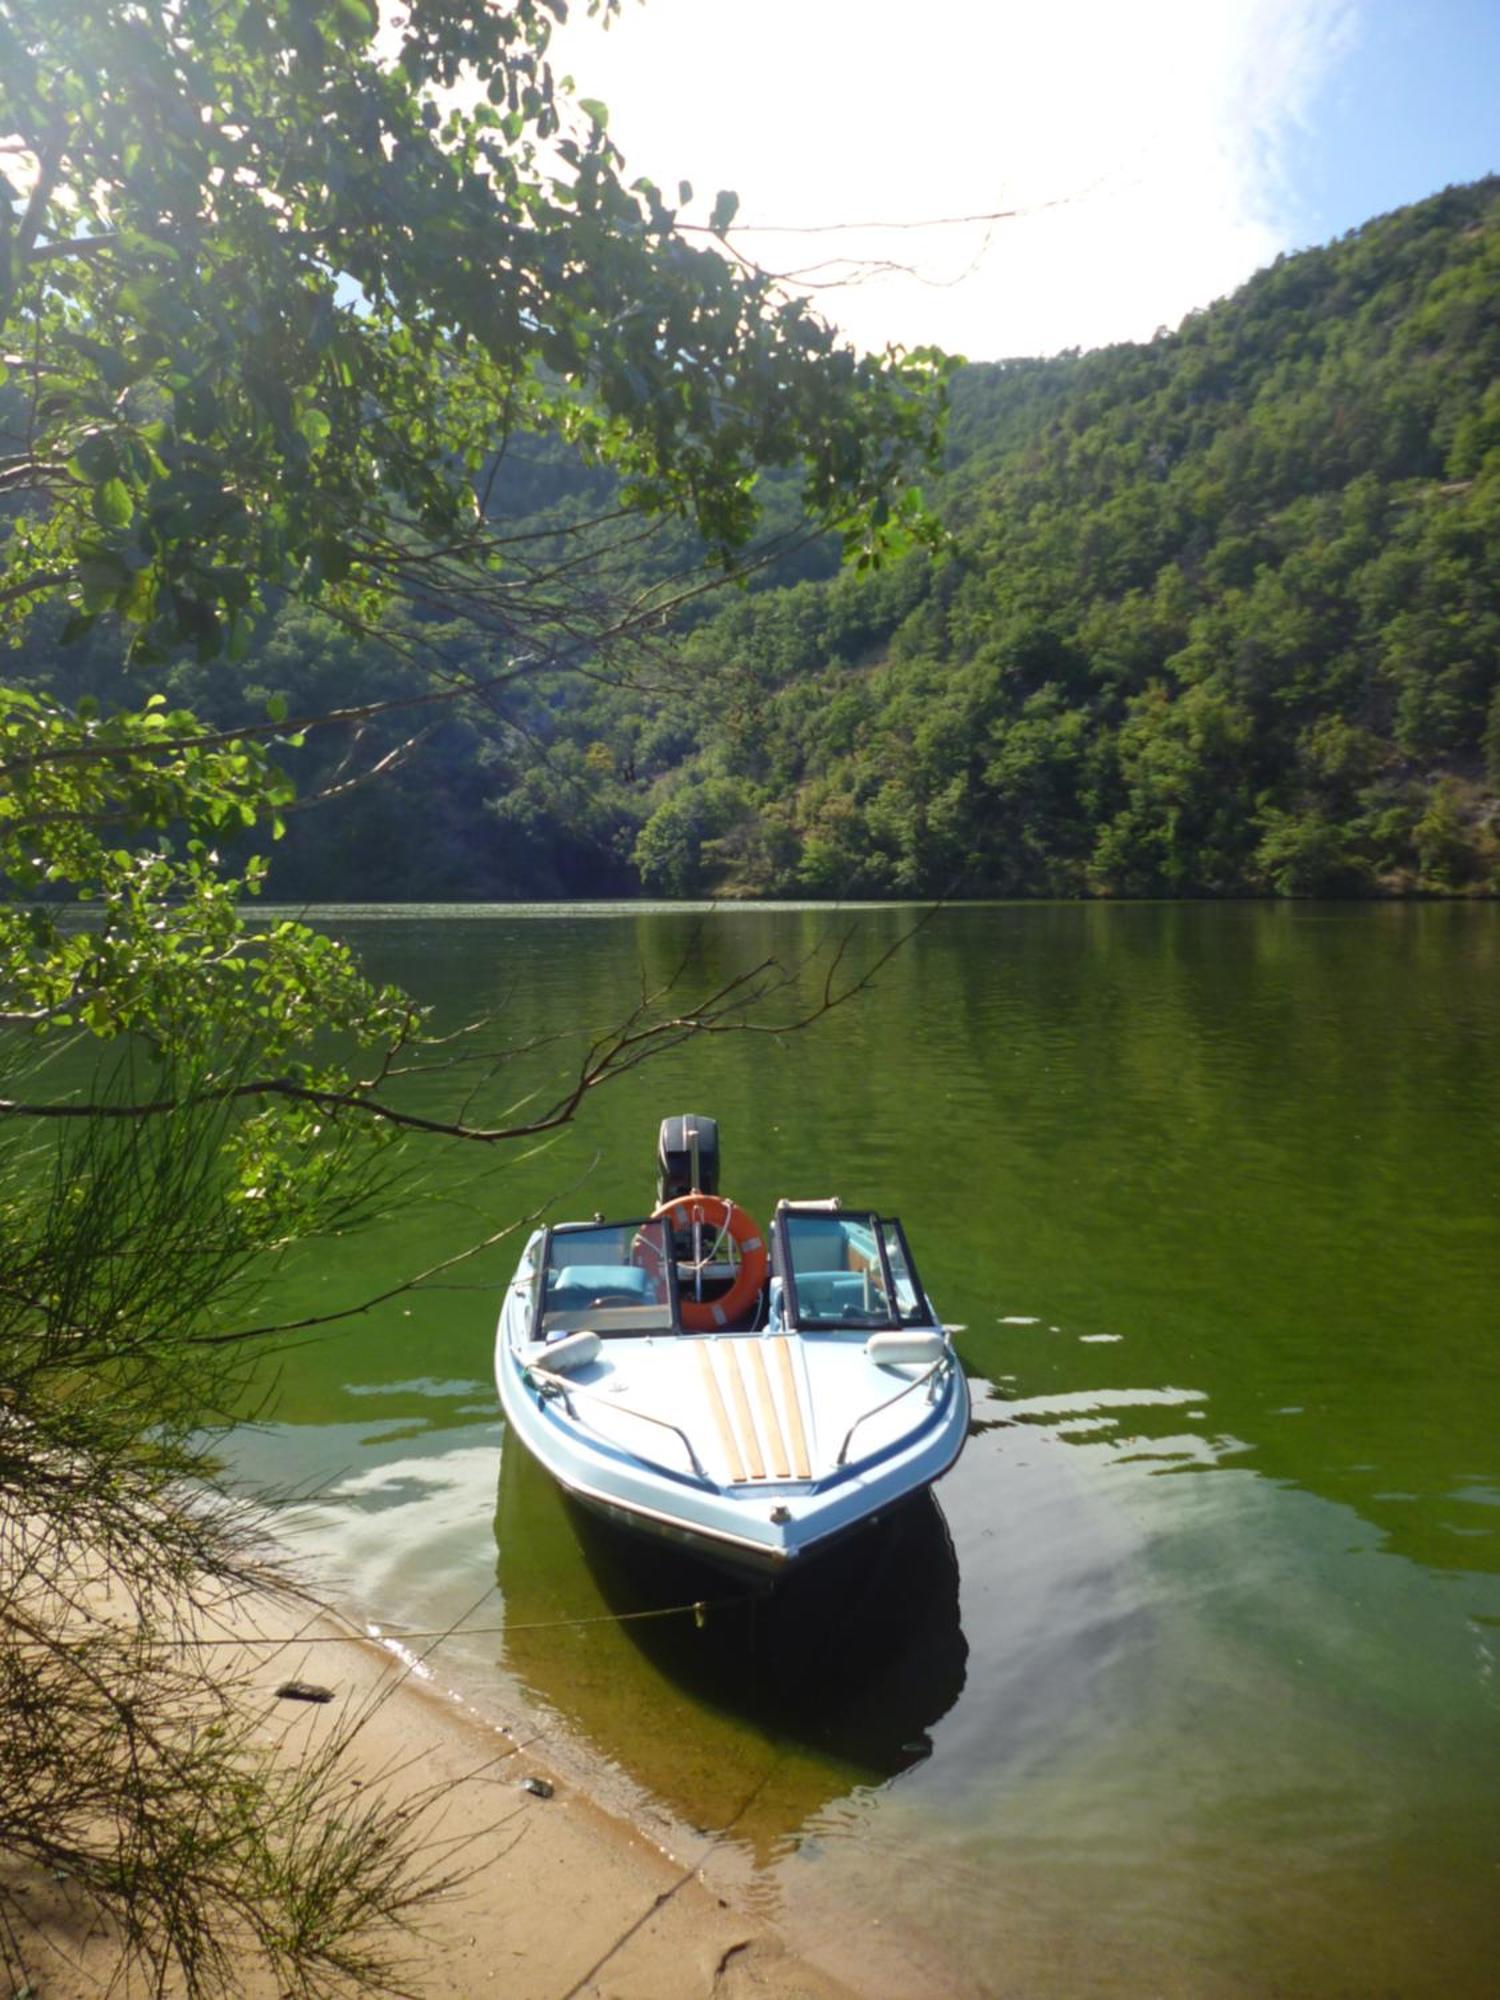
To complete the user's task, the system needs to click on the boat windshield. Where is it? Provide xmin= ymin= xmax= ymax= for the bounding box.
xmin=537 ymin=1221 xmax=676 ymax=1339
xmin=781 ymin=1209 xmax=931 ymax=1330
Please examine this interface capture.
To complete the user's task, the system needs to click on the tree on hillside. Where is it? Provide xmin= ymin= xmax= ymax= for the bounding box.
xmin=0 ymin=3 xmax=950 ymax=1989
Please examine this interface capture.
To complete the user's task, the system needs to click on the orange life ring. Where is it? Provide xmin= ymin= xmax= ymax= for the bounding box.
xmin=644 ymin=1194 xmax=769 ymax=1331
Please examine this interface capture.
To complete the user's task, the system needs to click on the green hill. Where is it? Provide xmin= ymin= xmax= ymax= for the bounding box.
xmin=12 ymin=178 xmax=1500 ymax=901
xmin=628 ymin=177 xmax=1500 ymax=899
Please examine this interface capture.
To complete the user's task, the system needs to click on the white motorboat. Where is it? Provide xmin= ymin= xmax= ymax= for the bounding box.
xmin=494 ymin=1115 xmax=969 ymax=1574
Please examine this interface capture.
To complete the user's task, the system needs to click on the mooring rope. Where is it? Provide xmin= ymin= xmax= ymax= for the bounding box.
xmin=155 ymin=1592 xmax=757 ymax=1647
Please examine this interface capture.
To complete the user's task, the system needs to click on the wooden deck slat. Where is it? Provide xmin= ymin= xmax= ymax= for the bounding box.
xmin=748 ymin=1340 xmax=789 ymax=1478
xmin=722 ymin=1341 xmax=766 ymax=1480
xmin=772 ymin=1337 xmax=811 ymax=1479
xmin=695 ymin=1339 xmax=745 ymax=1483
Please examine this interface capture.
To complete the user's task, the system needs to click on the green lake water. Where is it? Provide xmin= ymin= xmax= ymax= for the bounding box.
xmin=225 ymin=901 xmax=1500 ymax=1998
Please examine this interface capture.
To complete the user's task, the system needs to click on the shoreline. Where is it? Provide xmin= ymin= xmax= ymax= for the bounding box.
xmin=12 ymin=1582 xmax=858 ymax=2000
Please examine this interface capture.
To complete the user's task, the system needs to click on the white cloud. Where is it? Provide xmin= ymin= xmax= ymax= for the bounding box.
xmin=550 ymin=0 xmax=1359 ymax=360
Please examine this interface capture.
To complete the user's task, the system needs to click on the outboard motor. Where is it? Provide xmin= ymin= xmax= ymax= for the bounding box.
xmin=656 ymin=1114 xmax=719 ymax=1203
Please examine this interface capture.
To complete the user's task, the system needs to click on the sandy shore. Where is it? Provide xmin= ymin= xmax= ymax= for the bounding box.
xmin=11 ymin=1584 xmax=857 ymax=2000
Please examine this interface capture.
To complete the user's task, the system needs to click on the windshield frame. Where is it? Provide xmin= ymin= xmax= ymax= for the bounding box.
xmin=773 ymin=1206 xmax=934 ymax=1333
xmin=534 ymin=1217 xmax=680 ymax=1340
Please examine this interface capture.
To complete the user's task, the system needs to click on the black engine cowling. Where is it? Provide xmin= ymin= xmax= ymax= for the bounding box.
xmin=656 ymin=1114 xmax=720 ymax=1203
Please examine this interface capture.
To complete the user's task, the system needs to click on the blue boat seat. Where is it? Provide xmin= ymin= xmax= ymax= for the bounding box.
xmin=546 ymin=1264 xmax=656 ymax=1315
xmin=787 ymin=1216 xmax=850 ymax=1270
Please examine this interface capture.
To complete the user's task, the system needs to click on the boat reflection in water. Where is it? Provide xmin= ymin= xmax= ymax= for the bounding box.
xmin=492 ymin=1434 xmax=967 ymax=1861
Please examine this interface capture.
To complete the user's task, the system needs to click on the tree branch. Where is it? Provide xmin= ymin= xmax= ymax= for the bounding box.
xmin=1 ymin=123 xmax=68 ymax=324
xmin=23 ymin=231 xmax=122 ymax=265
xmin=0 ymin=910 xmax=938 ymax=1143
xmin=0 ymin=571 xmax=72 ymax=612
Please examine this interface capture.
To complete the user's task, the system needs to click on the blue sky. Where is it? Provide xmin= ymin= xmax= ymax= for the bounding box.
xmin=1285 ymin=1 xmax=1499 ymax=249
xmin=554 ymin=1 xmax=1498 ymax=361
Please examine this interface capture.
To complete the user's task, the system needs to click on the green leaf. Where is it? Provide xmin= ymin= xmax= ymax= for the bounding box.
xmin=710 ymin=190 xmax=739 ymax=235
xmin=78 ymin=554 xmax=131 ymax=610
xmin=335 ymin=0 xmax=377 ymax=40
xmin=578 ymin=98 xmax=609 ymax=130
xmin=313 ymin=537 xmax=353 ymax=583
xmin=72 ymin=434 xmax=120 ymax=483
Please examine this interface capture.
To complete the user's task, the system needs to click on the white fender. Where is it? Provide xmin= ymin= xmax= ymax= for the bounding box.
xmin=541 ymin=1330 xmax=601 ymax=1372
xmin=866 ymin=1330 xmax=947 ymax=1368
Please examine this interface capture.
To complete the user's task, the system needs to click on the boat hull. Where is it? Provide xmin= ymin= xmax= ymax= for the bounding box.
xmin=523 ymin=1442 xmax=957 ymax=1578
xmin=496 ymin=1321 xmax=969 ymax=1578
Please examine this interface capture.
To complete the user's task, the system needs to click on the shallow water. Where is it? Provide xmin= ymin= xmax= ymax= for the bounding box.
xmin=227 ymin=902 xmax=1500 ymax=1997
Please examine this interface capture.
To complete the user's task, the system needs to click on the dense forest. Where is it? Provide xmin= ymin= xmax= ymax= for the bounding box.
xmin=14 ymin=176 xmax=1500 ymax=899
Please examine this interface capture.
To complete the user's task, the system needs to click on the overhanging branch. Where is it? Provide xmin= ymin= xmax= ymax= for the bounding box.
xmin=0 ymin=910 xmax=935 ymax=1144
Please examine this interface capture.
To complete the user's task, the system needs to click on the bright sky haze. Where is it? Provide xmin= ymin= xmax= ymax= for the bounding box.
xmin=553 ymin=0 xmax=1499 ymax=363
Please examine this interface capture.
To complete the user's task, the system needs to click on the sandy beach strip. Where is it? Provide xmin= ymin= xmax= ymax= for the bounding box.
xmin=10 ymin=1582 xmax=856 ymax=2000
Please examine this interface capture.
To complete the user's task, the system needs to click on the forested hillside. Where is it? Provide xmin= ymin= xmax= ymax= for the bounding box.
xmin=15 ymin=177 xmax=1500 ymax=899
xmin=631 ymin=177 xmax=1500 ymax=899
